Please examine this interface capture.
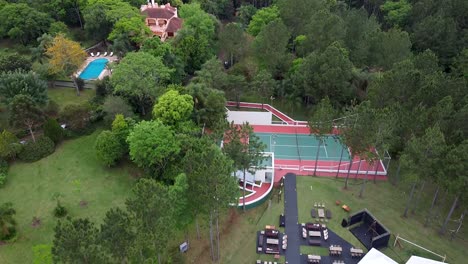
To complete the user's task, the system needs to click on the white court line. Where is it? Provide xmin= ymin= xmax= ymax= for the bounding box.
xmin=323 ymin=144 xmax=329 ymax=158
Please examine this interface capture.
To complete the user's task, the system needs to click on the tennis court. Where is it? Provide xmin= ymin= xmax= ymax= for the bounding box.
xmin=256 ymin=132 xmax=351 ymax=161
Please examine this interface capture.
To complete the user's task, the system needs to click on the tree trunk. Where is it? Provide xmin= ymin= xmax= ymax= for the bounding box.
xmin=359 ymin=165 xmax=370 ymax=198
xmin=216 ymin=210 xmax=220 ymax=262
xmin=158 ymin=253 xmax=161 ymax=264
xmin=313 ymin=138 xmax=322 ymax=175
xmin=451 ymin=209 xmax=466 ymax=241
xmin=243 ymin=169 xmax=246 ymax=211
xmin=412 ymin=180 xmax=426 ymax=214
xmin=344 ymin=154 xmax=354 ymax=189
xmin=403 ymin=182 xmax=417 ymax=218
xmin=71 ymin=76 xmax=80 ymax=96
xmin=425 ymin=186 xmax=440 ymax=227
xmin=74 ymin=7 xmax=83 ymax=29
xmin=209 ymin=211 xmax=214 ymax=261
xmin=354 ymin=159 xmax=362 ymax=180
xmin=393 ymin=162 xmax=401 ymax=186
xmin=336 ymin=146 xmax=345 ymax=178
xmin=140 ymin=102 xmax=146 ymax=116
xmin=195 ymin=217 xmax=200 ymax=239
xmin=440 ymin=194 xmax=459 ymax=234
xmin=230 ymin=52 xmax=234 ymax=68
xmin=28 ymin=126 xmax=36 ymax=143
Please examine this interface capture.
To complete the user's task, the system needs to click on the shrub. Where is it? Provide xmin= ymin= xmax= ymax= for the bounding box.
xmin=103 ymin=96 xmax=134 ymax=124
xmin=0 ymin=158 xmax=8 ymax=174
xmin=43 ymin=100 xmax=60 ymax=117
xmin=32 ymin=244 xmax=53 ymax=264
xmin=75 ymin=77 xmax=85 ymax=91
xmin=43 ymin=118 xmax=63 ymax=144
xmin=95 ymin=131 xmax=125 ymax=166
xmin=60 ymin=103 xmax=91 ymax=131
xmin=0 ymin=130 xmax=22 ymax=160
xmin=53 ymin=201 xmax=67 ymax=218
xmin=18 ymin=137 xmax=55 ymax=162
xmin=95 ymin=76 xmax=113 ymax=97
xmin=0 ymin=172 xmax=7 ymax=187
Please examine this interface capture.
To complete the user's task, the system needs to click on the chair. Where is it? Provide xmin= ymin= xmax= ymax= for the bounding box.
xmin=314 ymin=202 xmax=318 ymax=207
xmin=103 ymin=52 xmax=108 ymax=57
xmin=109 ymin=51 xmax=114 ymax=57
xmin=90 ymin=52 xmax=95 ymax=57
xmin=96 ymin=52 xmax=101 ymax=56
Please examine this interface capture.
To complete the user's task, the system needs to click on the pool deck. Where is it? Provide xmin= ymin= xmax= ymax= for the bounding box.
xmin=76 ymin=55 xmax=118 ymax=81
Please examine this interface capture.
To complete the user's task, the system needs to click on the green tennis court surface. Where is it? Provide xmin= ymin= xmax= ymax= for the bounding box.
xmin=256 ymin=132 xmax=351 ymax=161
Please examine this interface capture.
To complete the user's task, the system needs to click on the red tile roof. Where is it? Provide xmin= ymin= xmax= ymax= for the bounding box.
xmin=143 ymin=8 xmax=175 ymax=19
xmin=166 ymin=17 xmax=182 ymax=33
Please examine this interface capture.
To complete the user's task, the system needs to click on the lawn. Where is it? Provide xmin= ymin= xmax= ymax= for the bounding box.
xmin=0 ymin=131 xmax=137 ymax=263
xmin=47 ymin=87 xmax=94 ymax=109
xmin=186 ymin=176 xmax=467 ymax=264
xmin=296 ymin=176 xmax=468 ymax=264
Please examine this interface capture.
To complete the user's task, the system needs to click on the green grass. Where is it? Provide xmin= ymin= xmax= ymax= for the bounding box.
xmin=300 ymin=245 xmax=329 ymax=255
xmin=0 ymin=131 xmax=138 ymax=263
xmin=47 ymin=87 xmax=94 ymax=109
xmin=296 ymin=176 xmax=468 ymax=264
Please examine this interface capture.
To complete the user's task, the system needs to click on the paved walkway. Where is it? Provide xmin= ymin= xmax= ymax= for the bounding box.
xmin=284 ymin=173 xmax=300 ymax=264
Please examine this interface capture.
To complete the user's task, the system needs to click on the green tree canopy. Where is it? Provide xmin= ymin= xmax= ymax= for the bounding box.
xmin=95 ymin=130 xmax=125 ymax=166
xmin=0 ymin=130 xmax=22 ymax=160
xmin=292 ymin=42 xmax=354 ymax=106
xmin=10 ymin=95 xmax=45 ymax=142
xmin=0 ymin=70 xmax=48 ymax=105
xmin=108 ymin=16 xmax=151 ymax=46
xmin=380 ymin=0 xmax=412 ymax=28
xmin=52 ymin=218 xmax=108 ymax=263
xmin=0 ymin=3 xmax=51 ymax=44
xmin=247 ymin=5 xmax=279 ymax=36
xmin=219 ymin=23 xmax=248 ymax=66
xmin=253 ymin=19 xmax=291 ymax=78
xmin=152 ymin=89 xmax=194 ymax=126
xmin=111 ymin=52 xmax=172 ymax=115
xmin=127 ymin=120 xmax=180 ymax=170
xmin=0 ymin=53 xmax=32 ymax=73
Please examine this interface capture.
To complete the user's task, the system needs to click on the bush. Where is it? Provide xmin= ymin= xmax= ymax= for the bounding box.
xmin=0 ymin=172 xmax=7 ymax=187
xmin=53 ymin=201 xmax=67 ymax=218
xmin=18 ymin=137 xmax=55 ymax=162
xmin=0 ymin=130 xmax=22 ymax=160
xmin=95 ymin=131 xmax=125 ymax=166
xmin=43 ymin=118 xmax=64 ymax=144
xmin=75 ymin=77 xmax=85 ymax=91
xmin=60 ymin=103 xmax=91 ymax=131
xmin=102 ymin=96 xmax=134 ymax=124
xmin=43 ymin=100 xmax=60 ymax=117
xmin=0 ymin=158 xmax=8 ymax=174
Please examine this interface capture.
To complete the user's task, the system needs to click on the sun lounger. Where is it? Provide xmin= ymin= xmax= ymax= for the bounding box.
xmin=103 ymin=52 xmax=107 ymax=57
xmin=326 ymin=209 xmax=332 ymax=219
xmin=311 ymin=209 xmax=317 ymax=218
xmin=90 ymin=52 xmax=95 ymax=57
xmin=109 ymin=51 xmax=113 ymax=57
xmin=96 ymin=52 xmax=101 ymax=57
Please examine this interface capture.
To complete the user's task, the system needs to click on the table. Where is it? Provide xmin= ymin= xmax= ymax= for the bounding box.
xmin=318 ymin=208 xmax=325 ymax=218
xmin=266 ymin=238 xmax=279 ymax=245
xmin=350 ymin=248 xmax=364 ymax=254
xmin=330 ymin=246 xmax=342 ymax=251
xmin=308 ymin=231 xmax=321 ymax=237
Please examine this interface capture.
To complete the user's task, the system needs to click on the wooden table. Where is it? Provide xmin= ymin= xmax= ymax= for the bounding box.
xmin=318 ymin=208 xmax=325 ymax=218
xmin=308 ymin=231 xmax=321 ymax=237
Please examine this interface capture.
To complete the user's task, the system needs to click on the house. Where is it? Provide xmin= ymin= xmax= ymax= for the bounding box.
xmin=140 ymin=1 xmax=182 ymax=41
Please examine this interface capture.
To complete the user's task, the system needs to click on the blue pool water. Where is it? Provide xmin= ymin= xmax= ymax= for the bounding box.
xmin=79 ymin=58 xmax=109 ymax=80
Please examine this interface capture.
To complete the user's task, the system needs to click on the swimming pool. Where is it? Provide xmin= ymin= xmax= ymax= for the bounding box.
xmin=79 ymin=58 xmax=109 ymax=80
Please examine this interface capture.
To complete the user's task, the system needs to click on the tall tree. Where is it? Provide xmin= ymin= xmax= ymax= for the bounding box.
xmin=46 ymin=34 xmax=87 ymax=96
xmin=292 ymin=42 xmax=354 ymax=106
xmin=0 ymin=70 xmax=48 ymax=105
xmin=246 ymin=5 xmax=279 ymax=36
xmin=127 ymin=120 xmax=180 ymax=173
xmin=52 ymin=218 xmax=108 ymax=263
xmin=0 ymin=3 xmax=51 ymax=44
xmin=400 ymin=126 xmax=447 ymax=218
xmin=9 ymin=95 xmax=44 ymax=143
xmin=302 ymin=10 xmax=346 ymax=53
xmin=111 ymin=52 xmax=172 ymax=115
xmin=223 ymin=122 xmax=266 ymax=211
xmin=152 ymin=90 xmax=194 ymax=126
xmin=251 ymin=69 xmax=276 ymax=104
xmin=188 ymin=83 xmax=227 ymax=131
xmin=125 ymin=178 xmax=173 ymax=262
xmin=380 ymin=0 xmax=412 ymax=28
xmin=219 ymin=23 xmax=248 ymax=67
xmin=309 ymin=97 xmax=337 ymax=175
xmin=99 ymin=207 xmax=135 ymax=263
xmin=253 ymin=19 xmax=291 ymax=78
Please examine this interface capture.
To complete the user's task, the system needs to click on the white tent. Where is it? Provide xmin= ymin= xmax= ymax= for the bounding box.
xmin=406 ymin=256 xmax=447 ymax=264
xmin=358 ymin=248 xmax=398 ymax=264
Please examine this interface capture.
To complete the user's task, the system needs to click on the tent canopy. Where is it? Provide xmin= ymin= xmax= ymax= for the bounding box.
xmin=406 ymin=256 xmax=446 ymax=264
xmin=358 ymin=248 xmax=397 ymax=264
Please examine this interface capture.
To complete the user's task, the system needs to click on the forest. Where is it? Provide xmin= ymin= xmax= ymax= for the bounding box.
xmin=0 ymin=0 xmax=466 ymax=263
